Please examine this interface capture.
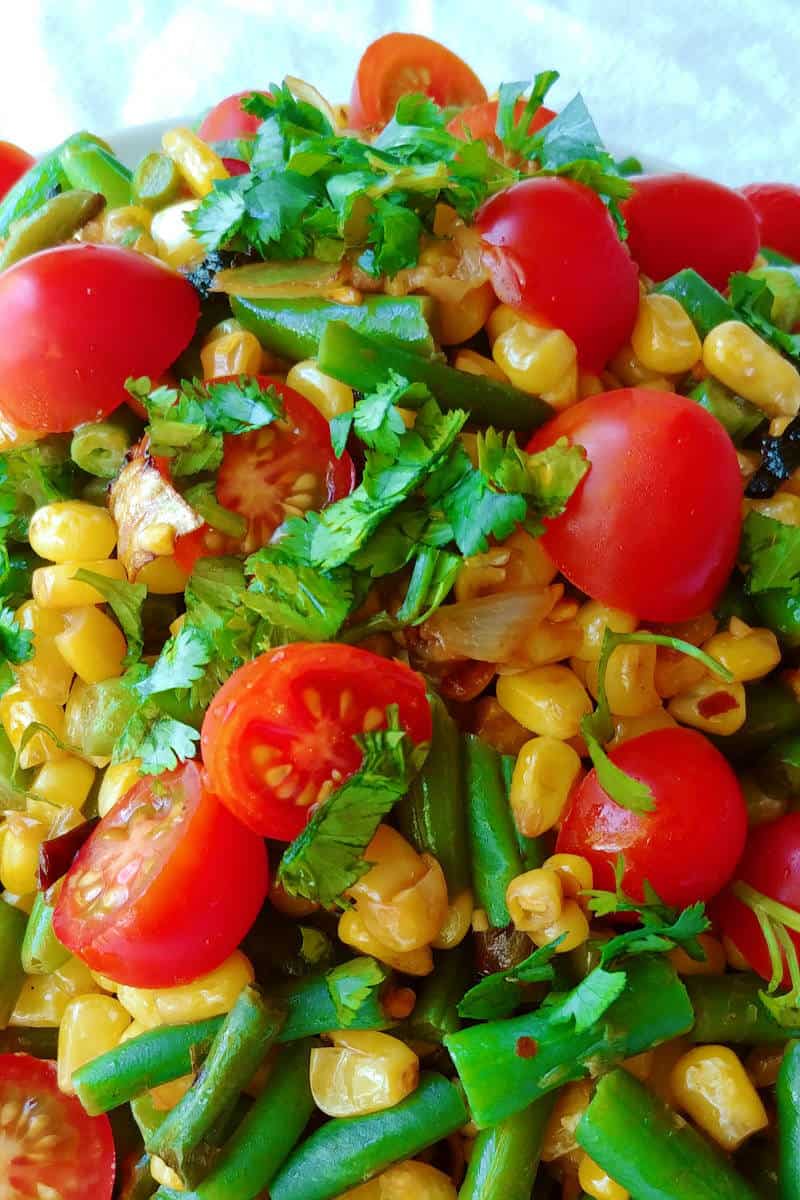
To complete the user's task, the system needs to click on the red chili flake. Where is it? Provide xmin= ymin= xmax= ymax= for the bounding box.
xmin=515 ymin=1036 xmax=539 ymax=1059
xmin=697 ymin=691 xmax=738 ymax=719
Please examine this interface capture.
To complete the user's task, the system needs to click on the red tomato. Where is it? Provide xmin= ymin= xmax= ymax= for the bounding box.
xmin=222 ymin=157 xmax=250 ymax=176
xmin=557 ymin=728 xmax=747 ymax=908
xmin=53 ymin=761 xmax=268 ymax=987
xmin=477 ymin=177 xmax=639 ymax=371
xmin=527 ymin=388 xmax=742 ymax=621
xmin=741 ymin=183 xmax=800 ymax=262
xmin=349 ymin=33 xmax=487 ymax=131
xmin=0 ymin=1054 xmax=115 ymax=1199
xmin=620 ymin=173 xmax=760 ymax=291
xmin=198 ymin=90 xmax=264 ymax=142
xmin=0 ymin=140 xmax=34 ymax=200
xmin=0 ymin=244 xmax=198 ymax=433
xmin=202 ymin=643 xmax=432 ymax=840
xmin=713 ymin=813 xmax=800 ymax=984
xmin=446 ymin=99 xmax=555 ymax=160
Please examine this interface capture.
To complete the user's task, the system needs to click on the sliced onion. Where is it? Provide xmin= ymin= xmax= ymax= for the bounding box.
xmin=419 ymin=588 xmax=557 ymax=664
xmin=213 ymin=258 xmax=345 ymax=298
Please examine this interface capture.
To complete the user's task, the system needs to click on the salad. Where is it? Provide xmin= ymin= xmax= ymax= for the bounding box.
xmin=1 ymin=28 xmax=800 ymax=1200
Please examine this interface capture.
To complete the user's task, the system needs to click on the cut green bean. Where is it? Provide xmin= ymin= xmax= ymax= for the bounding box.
xmin=71 ymin=420 xmax=133 ymax=478
xmin=0 ymin=189 xmax=104 ymax=271
xmin=0 ymin=898 xmax=27 ymax=1028
xmin=318 ymin=320 xmax=552 ymax=431
xmin=21 ymin=889 xmax=70 ymax=974
xmin=501 ymin=752 xmax=549 ymax=870
xmin=686 ymin=974 xmax=790 ymax=1044
xmin=688 ymin=378 xmax=765 ymax=445
xmin=576 ymin=1068 xmax=758 ymax=1200
xmin=459 ymin=1094 xmax=555 ymax=1200
xmin=404 ymin=944 xmax=471 ymax=1045
xmin=275 ymin=957 xmax=392 ymax=1042
xmin=0 ymin=131 xmax=108 ymax=237
xmin=133 ymin=152 xmax=183 ymax=211
xmin=653 ymin=269 xmax=736 ymax=338
xmin=778 ymin=1041 xmax=800 ymax=1199
xmin=463 ymin=734 xmax=523 ymax=928
xmin=271 ymin=1071 xmax=468 ymax=1200
xmin=60 ymin=143 xmax=133 ymax=208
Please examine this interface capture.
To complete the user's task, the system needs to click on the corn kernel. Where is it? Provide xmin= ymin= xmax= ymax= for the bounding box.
xmin=310 ymin=1030 xmax=419 ymax=1117
xmin=610 ymin=707 xmax=677 ymax=745
xmin=162 ymin=126 xmax=229 ymax=197
xmin=14 ymin=600 xmax=74 ymax=704
xmin=516 ymin=619 xmax=583 ymax=667
xmin=542 ymin=853 xmax=593 ymax=899
xmin=0 ymin=686 xmax=67 ymax=768
xmin=496 ymin=666 xmax=593 ymax=739
xmin=574 ymin=602 xmax=637 ymax=662
xmin=438 ymin=281 xmax=495 ymax=345
xmin=704 ymin=320 xmax=800 ymax=417
xmin=150 ymin=1157 xmax=185 ymax=1190
xmin=506 ymin=868 xmax=563 ymax=932
xmin=510 ymin=736 xmax=582 ymax=837
xmin=57 ymin=994 xmax=131 ymax=1093
xmin=338 ymin=1161 xmax=457 ymax=1199
xmin=116 ymin=951 xmax=254 ymax=1028
xmin=748 ymin=491 xmax=800 ymax=526
xmin=453 ymin=348 xmax=509 ymax=382
xmin=702 ymin=623 xmax=781 ymax=683
xmin=150 ymin=199 xmax=205 ymax=270
xmin=653 ymin=646 xmax=707 ymax=699
xmin=0 ymin=814 xmax=47 ymax=894
xmin=486 ymin=303 xmax=522 ymax=346
xmin=723 ymin=936 xmax=752 ymax=971
xmin=28 ymin=501 xmax=117 ymax=564
xmin=32 ymin=559 xmax=127 ymax=609
xmin=102 ymin=204 xmax=153 ymax=246
xmin=530 ymin=899 xmax=590 ymax=952
xmin=337 ymin=909 xmax=433 ymax=976
xmin=97 ymin=759 xmax=141 ymax=818
xmin=432 ymin=888 xmax=473 ymax=950
xmin=670 ymin=1045 xmax=768 ymax=1150
xmin=669 ymin=933 xmax=726 ymax=976
xmin=10 ymin=956 xmax=99 ymax=1027
xmin=32 ymin=756 xmax=95 ymax=811
xmin=541 ymin=1079 xmax=593 ymax=1162
xmin=631 ymin=293 xmax=702 ymax=374
xmin=349 ymin=827 xmax=447 ymax=953
xmin=745 ymin=1044 xmax=786 ymax=1090
xmin=586 ymin=643 xmax=660 ymax=718
xmin=471 ymin=696 xmax=532 ymax=756
xmin=286 ymin=360 xmax=355 ymax=420
xmin=200 ymin=330 xmax=264 ymax=380
xmin=579 ymin=372 xmax=605 ymax=398
xmin=578 ymin=1153 xmax=629 ymax=1200
xmin=667 ymin=678 xmax=746 ymax=735
xmin=608 ymin=343 xmax=661 ymax=386
xmin=55 ymin=605 xmax=126 ymax=684
xmin=493 ymin=320 xmax=578 ymax=398
xmin=135 ymin=555 xmax=190 ymax=594
xmin=149 ymin=1073 xmax=195 ymax=1111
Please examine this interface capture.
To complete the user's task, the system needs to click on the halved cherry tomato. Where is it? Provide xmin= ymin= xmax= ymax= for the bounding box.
xmin=349 ymin=33 xmax=487 ymax=131
xmin=0 ymin=244 xmax=198 ymax=433
xmin=557 ymin=727 xmax=747 ymax=908
xmin=446 ymin=99 xmax=555 ymax=161
xmin=477 ymin=177 xmax=639 ymax=371
xmin=0 ymin=1054 xmax=115 ymax=1199
xmin=713 ymin=812 xmax=800 ymax=984
xmin=53 ymin=761 xmax=268 ymax=987
xmin=202 ymin=643 xmax=432 ymax=840
xmin=741 ymin=182 xmax=800 ymax=262
xmin=198 ymin=90 xmax=265 ymax=142
xmin=0 ymin=140 xmax=34 ymax=200
xmin=620 ymin=173 xmax=760 ymax=291
xmin=527 ymin=388 xmax=742 ymax=621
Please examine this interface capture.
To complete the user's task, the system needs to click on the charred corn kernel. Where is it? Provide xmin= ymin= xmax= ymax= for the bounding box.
xmin=310 ymin=1030 xmax=419 ymax=1117
xmin=578 ymin=1154 xmax=629 ymax=1200
xmin=579 ymin=372 xmax=605 ymax=398
xmin=149 ymin=1073 xmax=195 ymax=1111
xmin=542 ymin=853 xmax=592 ymax=900
xmin=0 ymin=814 xmax=47 ymax=894
xmin=151 ymin=1157 xmax=185 ymax=1190
xmin=0 ymin=687 xmax=67 ymax=768
xmin=135 ymin=555 xmax=190 ymax=594
xmin=702 ymin=623 xmax=781 ymax=683
xmin=286 ymin=359 xmax=355 ymax=420
xmin=32 ymin=559 xmax=126 ymax=609
xmin=745 ymin=1044 xmax=786 ymax=1089
xmin=492 ymin=321 xmax=578 ymax=398
xmin=496 ymin=666 xmax=593 ymax=739
xmin=432 ymin=888 xmax=473 ymax=950
xmin=667 ymin=678 xmax=746 ymax=735
xmin=741 ymin=772 xmax=787 ymax=826
xmin=486 ymin=303 xmax=522 ymax=346
xmin=339 ymin=1161 xmax=457 ymax=1199
xmin=55 ymin=606 xmax=126 ymax=683
xmin=574 ymin=601 xmax=638 ymax=662
xmin=704 ymin=320 xmax=800 ymax=417
xmin=510 ymin=736 xmax=582 ymax=838
xmin=541 ymin=1079 xmax=594 ymax=1162
xmin=32 ymin=756 xmax=94 ymax=811
xmin=150 ymin=199 xmax=205 ymax=269
xmin=14 ymin=600 xmax=74 ymax=704
xmin=28 ymin=501 xmax=117 ymax=565
xmin=471 ymin=696 xmax=531 ymax=756
xmin=162 ymin=126 xmax=228 ymax=196
xmin=436 ymin=282 xmax=495 ymax=346
xmin=116 ymin=951 xmax=254 ymax=1028
xmin=631 ymin=293 xmax=702 ymax=374
xmin=337 ymin=909 xmax=433 ymax=976
xmin=200 ymin=330 xmax=264 ymax=380
xmin=669 ymin=933 xmax=726 ymax=976
xmin=351 ymin=827 xmax=448 ymax=952
xmin=506 ymin=868 xmax=563 ymax=933
xmin=623 ymin=1051 xmax=654 ymax=1082
xmin=748 ymin=491 xmax=800 ymax=526
xmin=653 ymin=647 xmax=708 ymax=699
xmin=453 ymin=348 xmax=509 ymax=382
xmin=608 ymin=344 xmax=662 ymax=386
xmin=670 ymin=1045 xmax=768 ymax=1150
xmin=611 ymin=707 xmax=677 ymax=745
xmin=57 ymin=994 xmax=131 ymax=1093
xmin=530 ymin=899 xmax=590 ymax=952
xmin=97 ymin=759 xmax=141 ymax=818
xmin=516 ymin=619 xmax=583 ymax=667
xmin=10 ymin=956 xmax=99 ymax=1027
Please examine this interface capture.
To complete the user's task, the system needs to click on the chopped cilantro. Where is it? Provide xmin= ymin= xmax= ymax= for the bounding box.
xmin=325 ymin=957 xmax=388 ymax=1027
xmin=113 ymin=702 xmax=200 ymax=776
xmin=730 ymin=272 xmax=800 ymax=363
xmin=73 ymin=571 xmax=146 ymax=666
xmin=732 ymin=881 xmax=800 ymax=1027
xmin=244 ymin=546 xmax=354 ymax=642
xmin=739 ymin=510 xmax=800 ymax=593
xmin=458 ymin=937 xmax=565 ymax=1020
xmin=133 ymin=624 xmax=212 ymax=701
xmin=0 ymin=606 xmax=33 ymax=668
xmin=542 ymin=965 xmax=627 ymax=1033
xmin=0 ymin=439 xmax=77 ymax=544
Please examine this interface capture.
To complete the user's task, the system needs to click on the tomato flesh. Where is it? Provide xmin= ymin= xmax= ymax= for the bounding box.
xmin=0 ymin=140 xmax=34 ymax=201
xmin=198 ymin=90 xmax=265 ymax=142
xmin=557 ymin=728 xmax=747 ymax=908
xmin=741 ymin=182 xmax=800 ymax=262
xmin=202 ymin=643 xmax=432 ymax=840
xmin=477 ymin=176 xmax=639 ymax=371
xmin=446 ymin=99 xmax=555 ymax=161
xmin=53 ymin=761 xmax=268 ymax=987
xmin=0 ymin=1054 xmax=115 ymax=1200
xmin=528 ymin=388 xmax=742 ymax=621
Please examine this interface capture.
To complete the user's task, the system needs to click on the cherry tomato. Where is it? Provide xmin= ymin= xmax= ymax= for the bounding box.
xmin=0 ymin=1054 xmax=115 ymax=1199
xmin=0 ymin=140 xmax=34 ymax=200
xmin=713 ymin=812 xmax=800 ymax=984
xmin=557 ymin=728 xmax=747 ymax=908
xmin=53 ymin=761 xmax=268 ymax=988
xmin=198 ymin=90 xmax=264 ymax=142
xmin=222 ymin=157 xmax=250 ymax=176
xmin=202 ymin=643 xmax=432 ymax=840
xmin=741 ymin=183 xmax=800 ymax=263
xmin=620 ymin=173 xmax=760 ymax=291
xmin=477 ymin=177 xmax=639 ymax=371
xmin=527 ymin=388 xmax=742 ymax=621
xmin=446 ymin=99 xmax=555 ymax=161
xmin=349 ymin=33 xmax=487 ymax=131
xmin=0 ymin=244 xmax=198 ymax=433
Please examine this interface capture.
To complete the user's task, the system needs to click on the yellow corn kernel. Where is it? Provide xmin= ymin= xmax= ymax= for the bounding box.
xmin=32 ymin=756 xmax=95 ymax=811
xmin=623 ymin=1051 xmax=654 ymax=1081
xmin=310 ymin=1030 xmax=419 ymax=1117
xmin=0 ymin=687 xmax=67 ymax=768
xmin=338 ymin=1161 xmax=457 ymax=1200
xmin=119 ymin=1019 xmax=146 ymax=1043
xmin=586 ymin=643 xmax=660 ymax=718
xmin=149 ymin=1073 xmax=195 ymax=1112
xmin=745 ymin=1044 xmax=786 ymax=1090
xmin=10 ymin=956 xmax=99 ymax=1026
xmin=32 ymin=559 xmax=127 ymax=609
xmin=669 ymin=933 xmax=727 ymax=976
xmin=578 ymin=1154 xmax=629 ymax=1200
xmin=57 ymin=994 xmax=131 ymax=1093
xmin=200 ymin=330 xmax=264 ymax=381
xmin=530 ymin=899 xmax=590 ymax=952
xmin=542 ymin=853 xmax=593 ymax=900
xmin=702 ymin=622 xmax=781 ymax=683
xmin=337 ymin=909 xmax=433 ymax=976
xmin=636 ymin=377 xmax=674 ymax=392
xmin=116 ymin=951 xmax=254 ymax=1028
xmin=541 ymin=1079 xmax=594 ymax=1162
xmin=492 ymin=321 xmax=578 ymax=399
xmin=516 ymin=619 xmax=583 ymax=667
xmin=506 ymin=868 xmax=563 ymax=933
xmin=102 ymin=204 xmax=153 ymax=247
xmin=135 ymin=555 xmax=191 ymax=595
xmin=496 ymin=666 xmax=593 ymax=739
xmin=704 ymin=320 xmax=800 ymax=417
xmin=741 ymin=772 xmax=787 ymax=827
xmin=608 ymin=343 xmax=661 ymax=386
xmin=454 ymin=550 xmax=509 ymax=601
xmin=486 ymin=302 xmax=522 ymax=346
xmin=150 ymin=1157 xmax=185 ymax=1190
xmin=611 ymin=707 xmax=677 ymax=746
xmin=667 ymin=678 xmax=746 ymax=735
xmin=438 ymin=281 xmax=495 ymax=345
xmin=97 ymin=759 xmax=141 ymax=818
xmin=748 ymin=491 xmax=800 ymax=526
xmin=162 ymin=126 xmax=229 ymax=197
xmin=150 ymin=199 xmax=205 ymax=270
xmin=14 ymin=600 xmax=74 ymax=704
xmin=453 ymin=348 xmax=509 ymax=383
xmin=350 ymin=827 xmax=448 ymax=953
xmin=432 ymin=888 xmax=473 ymax=950
xmin=653 ymin=646 xmax=708 ymax=699
xmin=0 ymin=814 xmax=47 ymax=894
xmin=28 ymin=501 xmax=117 ymax=565
xmin=286 ymin=360 xmax=355 ymax=420
xmin=670 ymin=1045 xmax=768 ymax=1150
xmin=55 ymin=605 xmax=126 ymax=684
xmin=631 ymin=293 xmax=702 ymax=374
xmin=504 ymin=528 xmax=559 ymax=588
xmin=351 ymin=826 xmax=424 ymax=899
xmin=510 ymin=736 xmax=582 ymax=837
xmin=574 ymin=602 xmax=638 ymax=662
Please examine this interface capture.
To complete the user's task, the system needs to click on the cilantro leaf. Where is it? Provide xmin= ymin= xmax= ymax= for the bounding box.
xmin=730 ymin=272 xmax=800 ymax=363
xmin=134 ymin=625 xmax=213 ymax=701
xmin=496 ymin=70 xmax=559 ymax=151
xmin=543 ymin=966 xmax=627 ymax=1033
xmin=395 ymin=545 xmax=462 ymax=625
xmin=458 ymin=937 xmax=565 ymax=1020
xmin=114 ymin=701 xmax=200 ymax=775
xmin=73 ymin=571 xmax=146 ymax=666
xmin=186 ymin=179 xmax=248 ymax=250
xmin=0 ymin=606 xmax=33 ymax=667
xmin=0 ymin=439 xmax=77 ymax=543
xmin=740 ymin=510 xmax=800 ymax=593
xmin=325 ymin=957 xmax=388 ymax=1027
xmin=244 ymin=546 xmax=354 ymax=641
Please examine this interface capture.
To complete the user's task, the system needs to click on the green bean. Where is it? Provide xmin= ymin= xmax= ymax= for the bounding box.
xmin=270 ymin=1072 xmax=468 ymax=1200
xmin=459 ymin=1095 xmax=555 ymax=1200
xmin=133 ymin=152 xmax=183 ymax=211
xmin=318 ymin=320 xmax=552 ymax=431
xmin=275 ymin=957 xmax=393 ymax=1042
xmin=576 ymin=1068 xmax=759 ymax=1200
xmin=686 ymin=974 xmax=790 ymax=1044
xmin=0 ymin=131 xmax=108 ymax=237
xmin=501 ymin=752 xmax=549 ymax=870
xmin=653 ymin=269 xmax=736 ymax=338
xmin=0 ymin=898 xmax=26 ymax=1028
xmin=689 ymin=378 xmax=765 ymax=445
xmin=777 ymin=1040 xmax=800 ymax=1198
xmin=463 ymin=734 xmax=523 ymax=928
xmin=0 ymin=189 xmax=104 ymax=271
xmin=60 ymin=143 xmax=133 ymax=208
xmin=65 ymin=675 xmax=138 ymax=757
xmin=71 ymin=421 xmax=133 ymax=478
xmin=118 ymin=1153 xmax=159 ymax=1200
xmin=21 ymin=890 xmax=70 ymax=974
xmin=404 ymin=944 xmax=471 ymax=1045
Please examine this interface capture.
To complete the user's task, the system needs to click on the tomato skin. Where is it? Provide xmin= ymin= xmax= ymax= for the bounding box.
xmin=446 ymin=99 xmax=555 ymax=159
xmin=202 ymin=643 xmax=432 ymax=840
xmin=0 ymin=1054 xmax=115 ymax=1199
xmin=527 ymin=388 xmax=742 ymax=621
xmin=349 ymin=33 xmax=487 ymax=131
xmin=198 ymin=90 xmax=264 ymax=142
xmin=0 ymin=244 xmax=199 ymax=433
xmin=477 ymin=177 xmax=639 ymax=371
xmin=620 ymin=173 xmax=760 ymax=291
xmin=0 ymin=139 xmax=34 ymax=200
xmin=557 ymin=728 xmax=747 ymax=908
xmin=713 ymin=813 xmax=800 ymax=984
xmin=53 ymin=761 xmax=268 ymax=988
xmin=741 ymin=183 xmax=800 ymax=262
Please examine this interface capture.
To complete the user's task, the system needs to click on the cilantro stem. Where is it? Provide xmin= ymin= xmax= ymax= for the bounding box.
xmin=733 ymin=882 xmax=800 ymax=936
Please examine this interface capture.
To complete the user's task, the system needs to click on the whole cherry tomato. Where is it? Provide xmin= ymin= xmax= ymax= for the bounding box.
xmin=0 ymin=139 xmax=34 ymax=200
xmin=741 ymin=182 xmax=800 ymax=263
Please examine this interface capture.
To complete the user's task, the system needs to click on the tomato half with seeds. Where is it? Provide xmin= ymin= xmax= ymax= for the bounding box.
xmin=202 ymin=643 xmax=432 ymax=840
xmin=0 ymin=1054 xmax=115 ymax=1200
xmin=53 ymin=761 xmax=268 ymax=987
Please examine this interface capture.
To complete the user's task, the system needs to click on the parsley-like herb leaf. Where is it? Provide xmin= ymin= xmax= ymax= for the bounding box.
xmin=325 ymin=957 xmax=388 ymax=1027
xmin=0 ymin=606 xmax=33 ymax=667
xmin=73 ymin=571 xmax=146 ymax=666
xmin=244 ymin=546 xmax=354 ymax=641
xmin=543 ymin=966 xmax=627 ymax=1033
xmin=134 ymin=625 xmax=213 ymax=701
xmin=458 ymin=936 xmax=565 ymax=1020
xmin=113 ymin=701 xmax=200 ymax=775
xmin=739 ymin=510 xmax=800 ymax=593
